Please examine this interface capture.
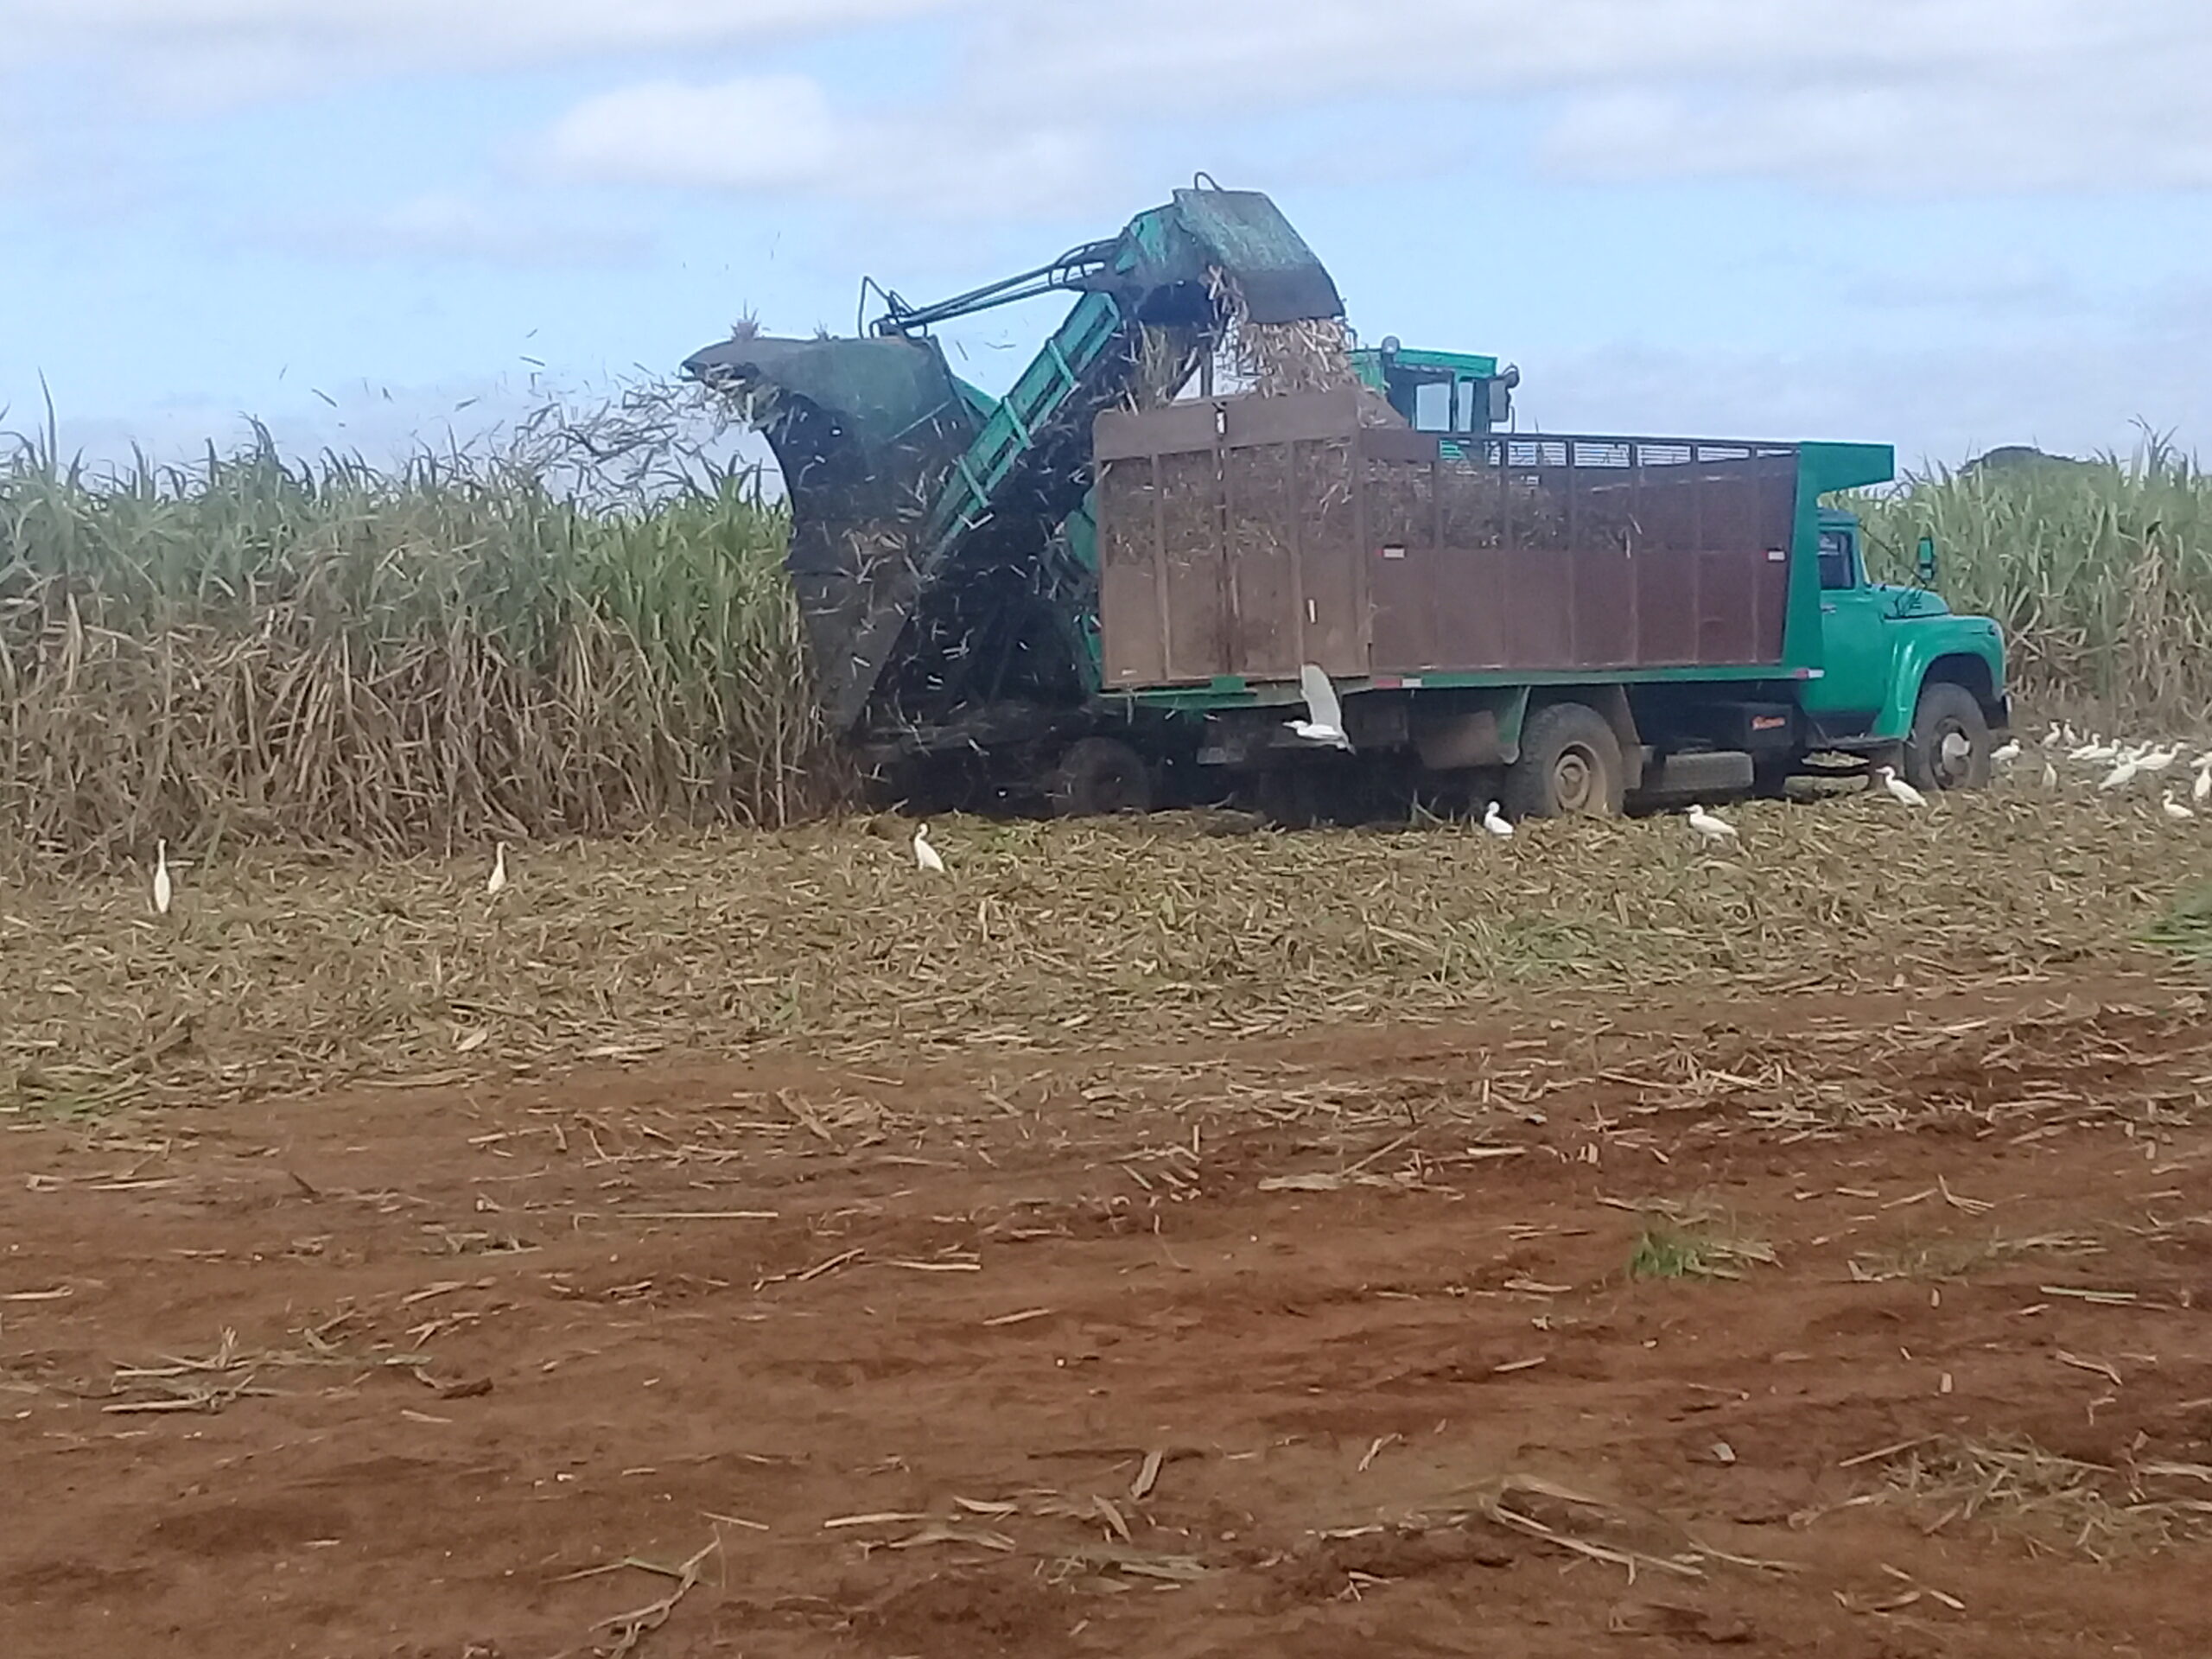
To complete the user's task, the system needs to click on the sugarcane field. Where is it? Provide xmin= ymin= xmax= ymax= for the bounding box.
xmin=10 ymin=10 xmax=2212 ymax=1656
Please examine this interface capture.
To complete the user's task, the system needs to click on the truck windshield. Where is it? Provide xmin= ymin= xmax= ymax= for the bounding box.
xmin=1817 ymin=529 xmax=1857 ymax=590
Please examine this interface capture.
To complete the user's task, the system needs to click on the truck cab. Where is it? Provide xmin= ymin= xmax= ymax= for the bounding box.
xmin=1800 ymin=506 xmax=2009 ymax=791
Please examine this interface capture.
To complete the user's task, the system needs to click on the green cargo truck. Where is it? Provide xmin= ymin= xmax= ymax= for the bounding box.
xmin=682 ymin=183 xmax=2007 ymax=821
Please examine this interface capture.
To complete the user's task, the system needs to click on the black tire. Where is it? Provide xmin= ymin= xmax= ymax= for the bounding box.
xmin=1503 ymin=702 xmax=1625 ymax=820
xmin=1048 ymin=736 xmax=1154 ymax=817
xmin=1252 ymin=768 xmax=1321 ymax=829
xmin=1902 ymin=681 xmax=1992 ymax=793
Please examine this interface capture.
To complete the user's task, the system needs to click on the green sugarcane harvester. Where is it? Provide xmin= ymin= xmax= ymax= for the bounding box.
xmin=683 ymin=181 xmax=2007 ymax=821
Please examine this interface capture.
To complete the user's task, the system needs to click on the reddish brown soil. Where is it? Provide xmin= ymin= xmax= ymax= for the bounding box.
xmin=5 ymin=976 xmax=2212 ymax=1657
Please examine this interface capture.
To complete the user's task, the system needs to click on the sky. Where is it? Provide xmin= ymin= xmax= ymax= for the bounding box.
xmin=3 ymin=0 xmax=2210 ymax=475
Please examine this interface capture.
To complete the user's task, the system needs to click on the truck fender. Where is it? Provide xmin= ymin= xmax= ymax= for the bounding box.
xmin=1412 ymin=686 xmax=1529 ymax=770
xmin=1873 ymin=632 xmax=2006 ymax=741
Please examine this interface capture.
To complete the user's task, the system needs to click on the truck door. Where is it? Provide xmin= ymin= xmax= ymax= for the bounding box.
xmin=1806 ymin=524 xmax=1897 ymax=732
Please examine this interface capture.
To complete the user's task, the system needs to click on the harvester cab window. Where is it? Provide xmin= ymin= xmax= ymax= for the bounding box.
xmin=1414 ymin=380 xmax=1453 ymax=432
xmin=1412 ymin=377 xmax=1484 ymax=435
xmin=1817 ymin=527 xmax=1859 ymax=590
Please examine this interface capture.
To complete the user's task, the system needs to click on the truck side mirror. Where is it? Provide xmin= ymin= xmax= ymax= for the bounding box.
xmin=1916 ymin=535 xmax=1938 ymax=586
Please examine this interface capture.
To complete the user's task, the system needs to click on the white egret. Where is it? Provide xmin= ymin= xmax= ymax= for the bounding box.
xmin=1481 ymin=800 xmax=1514 ymax=838
xmin=2163 ymin=792 xmax=2196 ymax=823
xmin=2196 ymin=761 xmax=2212 ymax=806
xmin=486 ymin=842 xmax=509 ymax=896
xmin=2099 ymin=758 xmax=2140 ymax=792
xmin=2042 ymin=761 xmax=2059 ymax=790
xmin=1285 ymin=663 xmax=1351 ymax=750
xmin=1686 ymin=804 xmax=1739 ymax=847
xmin=1876 ymin=766 xmax=1928 ymax=808
xmin=2139 ymin=747 xmax=2179 ymax=773
xmin=912 ymin=823 xmax=946 ymax=872
xmin=151 ymin=839 xmax=173 ymax=917
xmin=1991 ymin=739 xmax=2022 ymax=763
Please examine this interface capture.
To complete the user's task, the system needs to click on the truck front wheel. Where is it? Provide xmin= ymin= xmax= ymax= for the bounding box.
xmin=1903 ymin=681 xmax=1992 ymax=793
xmin=1504 ymin=702 xmax=1625 ymax=819
xmin=1048 ymin=736 xmax=1155 ymax=817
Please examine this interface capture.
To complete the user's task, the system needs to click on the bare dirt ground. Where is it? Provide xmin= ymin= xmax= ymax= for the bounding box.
xmin=5 ymin=970 xmax=2212 ymax=1658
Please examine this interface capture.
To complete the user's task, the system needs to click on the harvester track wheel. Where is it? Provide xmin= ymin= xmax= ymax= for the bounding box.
xmin=1504 ymin=702 xmax=1625 ymax=819
xmin=1049 ymin=736 xmax=1155 ymax=817
xmin=1903 ymin=681 xmax=1992 ymax=792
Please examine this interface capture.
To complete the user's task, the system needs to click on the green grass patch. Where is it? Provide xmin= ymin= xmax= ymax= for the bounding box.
xmin=1628 ymin=1213 xmax=1777 ymax=1281
xmin=2146 ymin=883 xmax=2212 ymax=961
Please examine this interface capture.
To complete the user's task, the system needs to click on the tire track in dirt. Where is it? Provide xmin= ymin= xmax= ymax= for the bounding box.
xmin=3 ymin=976 xmax=2210 ymax=1656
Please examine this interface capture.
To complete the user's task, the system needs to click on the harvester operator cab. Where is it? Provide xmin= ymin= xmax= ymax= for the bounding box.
xmin=1351 ymin=340 xmax=1520 ymax=443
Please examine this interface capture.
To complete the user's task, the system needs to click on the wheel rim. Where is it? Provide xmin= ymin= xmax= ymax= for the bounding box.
xmin=1929 ymin=719 xmax=1974 ymax=788
xmin=1077 ymin=753 xmax=1146 ymax=814
xmin=1552 ymin=744 xmax=1599 ymax=813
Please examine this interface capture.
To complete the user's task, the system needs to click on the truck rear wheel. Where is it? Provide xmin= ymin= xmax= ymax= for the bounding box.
xmin=1903 ymin=681 xmax=1991 ymax=793
xmin=1048 ymin=736 xmax=1154 ymax=817
xmin=1504 ymin=702 xmax=1625 ymax=819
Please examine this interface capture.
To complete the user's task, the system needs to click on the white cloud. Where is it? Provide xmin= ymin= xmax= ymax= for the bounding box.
xmin=1539 ymin=52 xmax=2212 ymax=191
xmin=4 ymin=0 xmax=961 ymax=64
xmin=524 ymin=1 xmax=2212 ymax=225
xmin=276 ymin=191 xmax=653 ymax=267
xmin=2 ymin=0 xmax=966 ymax=108
xmin=533 ymin=73 xmax=1117 ymax=221
xmin=978 ymin=0 xmax=2141 ymax=105
xmin=542 ymin=77 xmax=841 ymax=193
xmin=968 ymin=0 xmax=2212 ymax=193
xmin=19 ymin=0 xmax=2212 ymax=205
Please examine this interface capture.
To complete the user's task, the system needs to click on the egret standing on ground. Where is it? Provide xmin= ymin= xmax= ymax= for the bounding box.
xmin=912 ymin=823 xmax=946 ymax=872
xmin=2196 ymin=760 xmax=2212 ymax=806
xmin=1685 ymin=804 xmax=1739 ymax=847
xmin=1481 ymin=801 xmax=1514 ymax=838
xmin=1991 ymin=738 xmax=2022 ymax=764
xmin=1876 ymin=766 xmax=1928 ymax=808
xmin=2164 ymin=792 xmax=2196 ymax=823
xmin=2099 ymin=756 xmax=2141 ymax=792
xmin=486 ymin=842 xmax=508 ymax=897
xmin=151 ymin=839 xmax=173 ymax=916
xmin=1285 ymin=663 xmax=1352 ymax=749
xmin=2042 ymin=761 xmax=2060 ymax=790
